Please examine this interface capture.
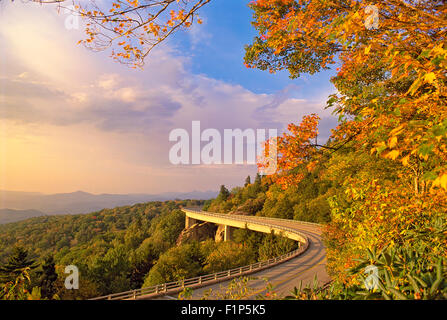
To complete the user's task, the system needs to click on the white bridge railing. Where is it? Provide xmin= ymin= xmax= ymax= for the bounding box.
xmin=90 ymin=209 xmax=320 ymax=300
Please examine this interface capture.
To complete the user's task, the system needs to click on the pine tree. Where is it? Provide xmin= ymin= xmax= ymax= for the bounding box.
xmin=217 ymin=185 xmax=230 ymax=202
xmin=36 ymin=256 xmax=58 ymax=299
xmin=0 ymin=247 xmax=38 ymax=282
xmin=254 ymin=173 xmax=262 ymax=185
xmin=244 ymin=175 xmax=251 ymax=187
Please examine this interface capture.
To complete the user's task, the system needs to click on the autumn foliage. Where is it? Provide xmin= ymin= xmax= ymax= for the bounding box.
xmin=248 ymin=0 xmax=447 ymax=292
xmin=247 ymin=0 xmax=447 ymax=190
xmin=258 ymin=114 xmax=320 ymax=188
xmin=66 ymin=0 xmax=209 ymax=67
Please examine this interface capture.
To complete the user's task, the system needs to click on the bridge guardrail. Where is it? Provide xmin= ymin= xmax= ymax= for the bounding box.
xmin=90 ymin=209 xmax=319 ymax=300
xmin=184 ymin=209 xmax=323 ymax=228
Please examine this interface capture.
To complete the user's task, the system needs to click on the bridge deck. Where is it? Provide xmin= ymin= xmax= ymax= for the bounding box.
xmin=151 ymin=210 xmax=329 ymax=299
xmin=90 ymin=209 xmax=330 ymax=300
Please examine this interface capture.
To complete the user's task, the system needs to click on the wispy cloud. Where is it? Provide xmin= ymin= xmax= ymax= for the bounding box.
xmin=0 ymin=1 xmax=336 ymax=194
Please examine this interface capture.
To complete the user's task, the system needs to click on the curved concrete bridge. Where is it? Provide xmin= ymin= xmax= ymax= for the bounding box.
xmin=179 ymin=209 xmax=330 ymax=299
xmin=91 ymin=208 xmax=329 ymax=300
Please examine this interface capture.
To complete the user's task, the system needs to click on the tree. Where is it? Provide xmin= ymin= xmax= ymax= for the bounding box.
xmin=36 ymin=256 xmax=58 ymax=299
xmin=54 ymin=274 xmax=100 ymax=300
xmin=258 ymin=232 xmax=297 ymax=261
xmin=0 ymin=201 xmax=201 ymax=297
xmin=244 ymin=175 xmax=251 ymax=187
xmin=254 ymin=173 xmax=262 ymax=185
xmin=0 ymin=268 xmax=42 ymax=300
xmin=217 ymin=185 xmax=230 ymax=202
xmin=142 ymin=242 xmax=203 ymax=287
xmin=89 ymin=244 xmax=131 ymax=294
xmin=248 ymin=0 xmax=447 ymax=287
xmin=246 ymin=0 xmax=447 ymax=193
xmin=128 ymin=241 xmax=157 ymax=289
xmin=0 ymin=247 xmax=38 ymax=283
xmin=203 ymin=242 xmax=256 ymax=274
xmin=259 ymin=114 xmax=321 ymax=189
xmin=25 ymin=0 xmax=211 ymax=67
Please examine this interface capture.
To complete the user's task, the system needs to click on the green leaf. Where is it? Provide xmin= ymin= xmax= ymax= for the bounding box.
xmin=384 ymin=253 xmax=392 ymax=266
xmin=384 ymin=268 xmax=392 ymax=288
xmin=430 ymin=278 xmax=443 ymax=295
xmin=431 ymin=56 xmax=444 ymax=66
xmin=366 ymin=248 xmax=374 ymax=261
xmin=418 ymin=144 xmax=433 ymax=156
xmin=431 ymin=125 xmax=447 ymax=137
xmin=418 ymin=50 xmax=430 ymax=58
xmin=376 ymin=145 xmax=387 ymax=155
xmin=436 ymin=258 xmax=443 ymax=281
xmin=393 ymin=108 xmax=401 ymax=116
xmin=422 ymin=171 xmax=438 ymax=181
xmin=388 ymin=287 xmax=408 ymax=300
xmin=407 ymin=275 xmax=420 ymax=293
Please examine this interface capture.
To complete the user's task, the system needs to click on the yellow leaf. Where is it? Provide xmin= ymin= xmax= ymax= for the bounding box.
xmin=389 ymin=125 xmax=405 ymax=136
xmin=389 ymin=136 xmax=398 ymax=149
xmin=385 ymin=150 xmax=400 ymax=160
xmin=424 ymin=72 xmax=436 ymax=84
xmin=364 ymin=45 xmax=371 ymax=55
xmin=401 ymin=155 xmax=410 ymax=166
xmin=433 ymin=173 xmax=447 ymax=190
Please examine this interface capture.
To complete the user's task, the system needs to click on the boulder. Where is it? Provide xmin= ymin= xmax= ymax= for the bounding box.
xmin=176 ymin=222 xmax=217 ymax=245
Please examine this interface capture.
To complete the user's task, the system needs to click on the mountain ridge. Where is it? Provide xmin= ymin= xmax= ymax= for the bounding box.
xmin=0 ymin=208 xmax=46 ymax=225
xmin=0 ymin=190 xmax=217 ymax=222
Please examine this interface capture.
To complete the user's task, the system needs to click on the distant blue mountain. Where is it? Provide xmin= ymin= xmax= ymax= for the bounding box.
xmin=0 ymin=208 xmax=46 ymax=224
xmin=0 ymin=190 xmax=217 ymax=218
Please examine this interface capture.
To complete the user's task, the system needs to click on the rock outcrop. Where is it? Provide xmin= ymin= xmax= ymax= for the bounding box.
xmin=176 ymin=222 xmax=217 ymax=245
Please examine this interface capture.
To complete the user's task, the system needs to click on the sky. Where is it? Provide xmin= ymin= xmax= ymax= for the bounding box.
xmin=0 ymin=1 xmax=338 ymax=195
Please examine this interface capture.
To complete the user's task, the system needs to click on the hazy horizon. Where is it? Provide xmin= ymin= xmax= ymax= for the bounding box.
xmin=0 ymin=188 xmax=218 ymax=196
xmin=0 ymin=1 xmax=336 ymax=195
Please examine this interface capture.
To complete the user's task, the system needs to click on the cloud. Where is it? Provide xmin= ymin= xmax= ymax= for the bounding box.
xmin=0 ymin=77 xmax=65 ymax=99
xmin=187 ymin=17 xmax=213 ymax=49
xmin=0 ymin=1 xmax=337 ymax=194
xmin=97 ymin=74 xmax=120 ymax=90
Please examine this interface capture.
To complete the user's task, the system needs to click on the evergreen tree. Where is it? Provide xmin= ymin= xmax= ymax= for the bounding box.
xmin=36 ymin=256 xmax=58 ymax=299
xmin=217 ymin=185 xmax=230 ymax=202
xmin=254 ymin=173 xmax=262 ymax=185
xmin=0 ymin=247 xmax=37 ymax=282
xmin=244 ymin=175 xmax=251 ymax=187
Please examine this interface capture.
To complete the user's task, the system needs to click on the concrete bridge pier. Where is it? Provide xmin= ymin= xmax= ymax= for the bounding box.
xmin=185 ymin=214 xmax=234 ymax=242
xmin=224 ymin=225 xmax=234 ymax=242
xmin=185 ymin=216 xmax=198 ymax=228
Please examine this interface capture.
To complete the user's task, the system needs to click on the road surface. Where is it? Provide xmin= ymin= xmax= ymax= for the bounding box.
xmin=155 ymin=214 xmax=330 ymax=300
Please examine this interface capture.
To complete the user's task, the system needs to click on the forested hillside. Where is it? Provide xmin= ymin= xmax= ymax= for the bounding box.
xmin=0 ymin=200 xmax=199 ymax=298
xmin=203 ymin=146 xmax=393 ymax=225
xmin=0 ymin=197 xmax=296 ymax=299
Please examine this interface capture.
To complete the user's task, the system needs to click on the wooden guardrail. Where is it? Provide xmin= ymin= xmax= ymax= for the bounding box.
xmin=90 ymin=209 xmax=319 ymax=300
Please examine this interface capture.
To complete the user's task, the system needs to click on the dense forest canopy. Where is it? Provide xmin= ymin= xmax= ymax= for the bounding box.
xmin=0 ymin=200 xmax=198 ymax=298
xmin=0 ymin=194 xmax=298 ymax=299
